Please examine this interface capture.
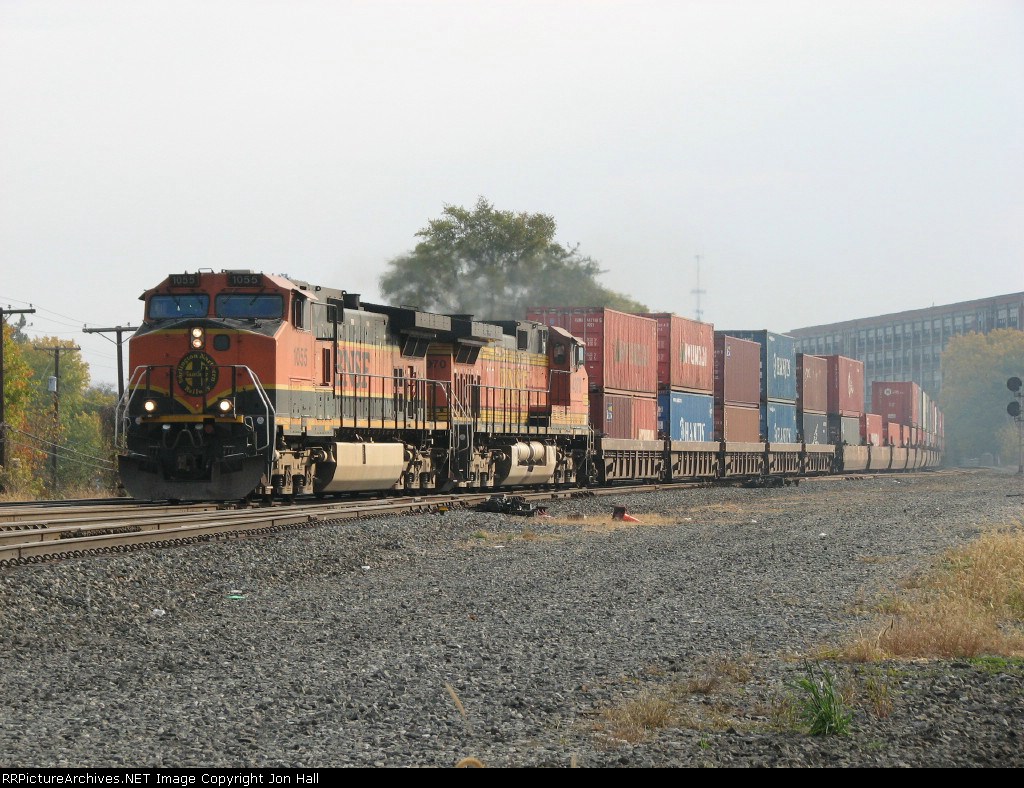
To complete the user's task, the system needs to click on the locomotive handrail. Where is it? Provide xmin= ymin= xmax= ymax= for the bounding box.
xmin=115 ymin=364 xmax=275 ymax=456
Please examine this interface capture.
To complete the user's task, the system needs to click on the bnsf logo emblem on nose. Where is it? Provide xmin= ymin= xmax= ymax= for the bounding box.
xmin=177 ymin=351 xmax=219 ymax=396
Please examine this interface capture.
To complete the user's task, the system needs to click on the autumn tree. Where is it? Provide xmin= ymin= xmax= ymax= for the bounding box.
xmin=378 ymin=197 xmax=648 ymax=319
xmin=19 ymin=339 xmax=117 ymax=495
xmin=939 ymin=329 xmax=1024 ymax=465
xmin=0 ymin=321 xmax=36 ymax=493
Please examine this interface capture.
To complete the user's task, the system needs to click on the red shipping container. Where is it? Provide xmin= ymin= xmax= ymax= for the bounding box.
xmin=526 ymin=307 xmax=657 ymax=395
xmin=640 ymin=313 xmax=714 ymax=393
xmin=885 ymin=422 xmax=902 ymax=446
xmin=590 ymin=392 xmax=658 ymax=440
xmin=713 ymin=333 xmax=760 ymax=406
xmin=823 ymin=355 xmax=864 ymax=416
xmin=714 ymin=403 xmax=761 ymax=442
xmin=872 ymin=381 xmax=922 ymax=427
xmin=901 ymin=424 xmax=911 ymax=446
xmin=797 ymin=353 xmax=827 ymax=414
xmin=860 ymin=413 xmax=883 ymax=446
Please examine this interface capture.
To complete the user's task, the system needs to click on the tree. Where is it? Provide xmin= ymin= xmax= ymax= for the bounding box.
xmin=1 ymin=322 xmax=36 ymax=493
xmin=378 ymin=197 xmax=648 ymax=319
xmin=939 ymin=329 xmax=1024 ymax=464
xmin=18 ymin=338 xmax=116 ymax=495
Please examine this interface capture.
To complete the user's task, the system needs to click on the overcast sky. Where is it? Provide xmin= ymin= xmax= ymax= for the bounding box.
xmin=1 ymin=0 xmax=1022 ymax=389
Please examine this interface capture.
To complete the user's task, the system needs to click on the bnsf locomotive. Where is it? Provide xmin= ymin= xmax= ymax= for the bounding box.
xmin=116 ymin=270 xmax=591 ymax=501
xmin=115 ymin=270 xmax=943 ymax=502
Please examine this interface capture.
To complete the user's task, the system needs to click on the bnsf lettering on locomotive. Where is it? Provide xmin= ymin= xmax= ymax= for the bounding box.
xmin=772 ymin=356 xmax=792 ymax=377
xmin=338 ymin=349 xmax=372 ymax=388
xmin=681 ymin=343 xmax=708 ymax=367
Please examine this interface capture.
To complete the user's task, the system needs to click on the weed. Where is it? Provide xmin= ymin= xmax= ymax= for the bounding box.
xmin=597 ymin=690 xmax=677 ymax=744
xmin=791 ymin=662 xmax=852 ymax=736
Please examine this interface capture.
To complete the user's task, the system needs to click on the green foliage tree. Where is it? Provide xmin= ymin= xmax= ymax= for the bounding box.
xmin=378 ymin=197 xmax=648 ymax=319
xmin=15 ymin=338 xmax=117 ymax=496
xmin=0 ymin=322 xmax=37 ymax=494
xmin=939 ymin=329 xmax=1024 ymax=465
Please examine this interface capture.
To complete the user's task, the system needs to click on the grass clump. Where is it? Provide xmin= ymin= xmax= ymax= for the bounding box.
xmin=791 ymin=662 xmax=853 ymax=736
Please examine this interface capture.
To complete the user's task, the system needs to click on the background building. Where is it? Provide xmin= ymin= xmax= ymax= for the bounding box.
xmin=788 ymin=292 xmax=1024 ymax=404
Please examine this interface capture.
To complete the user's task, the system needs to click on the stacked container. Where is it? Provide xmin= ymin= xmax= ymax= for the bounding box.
xmin=719 ymin=330 xmax=798 ymax=444
xmin=525 ymin=307 xmax=659 ymax=440
xmin=872 ymin=380 xmax=922 ymax=447
xmin=822 ymin=355 xmax=865 ymax=445
xmin=797 ymin=353 xmax=828 ymax=444
xmin=641 ymin=313 xmax=715 ymax=442
xmin=713 ymin=333 xmax=763 ymax=442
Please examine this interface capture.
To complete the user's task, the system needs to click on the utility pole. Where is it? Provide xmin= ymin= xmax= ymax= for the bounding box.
xmin=36 ymin=343 xmax=80 ymax=493
xmin=691 ymin=254 xmax=706 ymax=322
xmin=0 ymin=305 xmax=36 ymax=471
xmin=82 ymin=325 xmax=137 ymax=400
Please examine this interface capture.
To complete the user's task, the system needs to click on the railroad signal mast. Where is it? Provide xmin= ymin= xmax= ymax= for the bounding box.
xmin=1008 ymin=376 xmax=1023 ymax=475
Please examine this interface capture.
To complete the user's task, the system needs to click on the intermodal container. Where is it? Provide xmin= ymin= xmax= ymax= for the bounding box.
xmin=901 ymin=423 xmax=912 ymax=446
xmin=824 ymin=355 xmax=865 ymax=416
xmin=713 ymin=333 xmax=760 ymax=406
xmin=860 ymin=413 xmax=883 ymax=446
xmin=871 ymin=381 xmax=922 ymax=427
xmin=718 ymin=330 xmax=797 ymax=402
xmin=797 ymin=353 xmax=828 ymax=414
xmin=658 ymin=390 xmax=715 ymax=442
xmin=714 ymin=403 xmax=761 ymax=442
xmin=802 ymin=412 xmax=829 ymax=445
xmin=761 ymin=401 xmax=798 ymax=444
xmin=525 ymin=307 xmax=658 ymax=395
xmin=885 ymin=422 xmax=902 ymax=446
xmin=641 ymin=313 xmax=715 ymax=393
xmin=590 ymin=392 xmax=658 ymax=441
xmin=828 ymin=414 xmax=861 ymax=445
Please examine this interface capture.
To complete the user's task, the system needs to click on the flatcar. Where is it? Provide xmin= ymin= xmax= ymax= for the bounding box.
xmin=115 ymin=271 xmax=942 ymax=502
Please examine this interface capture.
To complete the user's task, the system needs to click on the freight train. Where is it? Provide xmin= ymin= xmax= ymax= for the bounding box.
xmin=115 ymin=271 xmax=943 ymax=502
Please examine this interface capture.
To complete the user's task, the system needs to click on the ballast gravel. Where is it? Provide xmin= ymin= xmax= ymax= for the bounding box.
xmin=1 ymin=469 xmax=1022 ymax=769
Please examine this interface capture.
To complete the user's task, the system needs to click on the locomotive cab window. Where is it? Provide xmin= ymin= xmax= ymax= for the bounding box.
xmin=148 ymin=294 xmax=209 ymax=319
xmin=215 ymin=294 xmax=283 ymax=320
xmin=291 ymin=295 xmax=308 ymax=329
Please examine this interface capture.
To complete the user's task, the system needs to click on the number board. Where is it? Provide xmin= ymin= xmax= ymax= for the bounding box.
xmin=227 ymin=272 xmax=263 ymax=287
xmin=168 ymin=273 xmax=199 ymax=287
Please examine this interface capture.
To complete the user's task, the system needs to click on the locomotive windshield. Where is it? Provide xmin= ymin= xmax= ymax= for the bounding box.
xmin=215 ymin=294 xmax=284 ymax=319
xmin=148 ymin=294 xmax=210 ymax=319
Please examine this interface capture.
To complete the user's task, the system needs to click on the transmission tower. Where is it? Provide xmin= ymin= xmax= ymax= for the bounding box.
xmin=691 ymin=254 xmax=706 ymax=322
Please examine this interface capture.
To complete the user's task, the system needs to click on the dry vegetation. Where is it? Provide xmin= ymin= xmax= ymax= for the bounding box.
xmin=591 ymin=517 xmax=1024 ymax=743
xmin=843 ymin=521 xmax=1024 ymax=660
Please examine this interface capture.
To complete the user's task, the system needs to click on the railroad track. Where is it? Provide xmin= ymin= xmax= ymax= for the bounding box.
xmin=0 ymin=471 xmax=950 ymax=569
xmin=0 ymin=485 xmax=612 ymax=568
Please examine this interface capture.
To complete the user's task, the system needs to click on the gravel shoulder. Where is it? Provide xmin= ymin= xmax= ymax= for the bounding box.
xmin=1 ymin=468 xmax=1022 ymax=768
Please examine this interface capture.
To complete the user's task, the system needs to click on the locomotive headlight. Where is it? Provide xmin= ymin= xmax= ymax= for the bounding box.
xmin=190 ymin=327 xmax=204 ymax=348
xmin=216 ymin=398 xmax=234 ymax=414
xmin=143 ymin=399 xmax=158 ymax=413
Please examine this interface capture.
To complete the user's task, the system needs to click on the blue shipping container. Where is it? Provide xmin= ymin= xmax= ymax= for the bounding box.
xmin=801 ymin=412 xmax=829 ymax=445
xmin=720 ymin=330 xmax=797 ymax=402
xmin=761 ymin=401 xmax=798 ymax=444
xmin=658 ymin=390 xmax=715 ymax=442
